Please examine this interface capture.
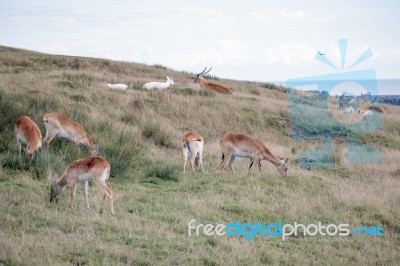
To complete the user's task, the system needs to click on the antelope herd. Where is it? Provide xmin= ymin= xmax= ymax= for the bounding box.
xmin=14 ymin=113 xmax=288 ymax=215
xmin=13 ymin=68 xmax=389 ymax=216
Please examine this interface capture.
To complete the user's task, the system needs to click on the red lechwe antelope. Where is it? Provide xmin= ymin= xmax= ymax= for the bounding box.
xmin=43 ymin=112 xmax=99 ymax=156
xmin=194 ymin=67 xmax=232 ymax=94
xmin=361 ymin=93 xmax=386 ymax=113
xmin=220 ymin=132 xmax=288 ymax=177
xmin=50 ymin=156 xmax=115 ymax=215
xmin=182 ymin=132 xmax=204 ymax=173
xmin=15 ymin=116 xmax=42 ymax=160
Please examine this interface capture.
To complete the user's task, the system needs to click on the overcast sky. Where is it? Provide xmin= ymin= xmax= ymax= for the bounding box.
xmin=1 ymin=0 xmax=399 ymax=86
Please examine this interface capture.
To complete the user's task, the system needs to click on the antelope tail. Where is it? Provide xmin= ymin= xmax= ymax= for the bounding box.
xmin=183 ymin=141 xmax=191 ymax=153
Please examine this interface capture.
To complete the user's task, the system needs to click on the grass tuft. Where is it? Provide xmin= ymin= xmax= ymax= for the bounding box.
xmin=142 ymin=121 xmax=174 ymax=148
xmin=144 ymin=163 xmax=179 ymax=182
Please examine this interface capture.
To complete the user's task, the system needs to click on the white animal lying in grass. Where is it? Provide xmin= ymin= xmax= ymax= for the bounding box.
xmin=142 ymin=76 xmax=174 ymax=90
xmin=358 ymin=109 xmax=374 ymax=119
xmin=342 ymin=106 xmax=355 ymax=113
xmin=106 ymin=83 xmax=128 ymax=90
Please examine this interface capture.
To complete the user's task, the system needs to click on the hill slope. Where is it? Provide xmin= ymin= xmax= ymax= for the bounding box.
xmin=0 ymin=46 xmax=399 ymax=265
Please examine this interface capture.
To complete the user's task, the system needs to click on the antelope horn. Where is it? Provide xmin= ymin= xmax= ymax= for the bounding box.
xmin=362 ymin=93 xmax=369 ymax=103
xmin=196 ymin=67 xmax=208 ymax=77
xmin=203 ymin=67 xmax=212 ymax=75
xmin=339 ymin=91 xmax=346 ymax=101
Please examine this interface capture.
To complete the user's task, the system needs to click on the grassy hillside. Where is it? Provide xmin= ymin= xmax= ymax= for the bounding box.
xmin=0 ymin=46 xmax=399 ymax=265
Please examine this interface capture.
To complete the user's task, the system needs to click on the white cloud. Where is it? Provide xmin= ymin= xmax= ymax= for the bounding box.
xmin=244 ymin=11 xmax=274 ymax=22
xmin=176 ymin=8 xmax=231 ymax=24
xmin=262 ymin=41 xmax=379 ymax=70
xmin=277 ymin=10 xmax=305 ymax=20
xmin=244 ymin=10 xmax=306 ymax=22
xmin=392 ymin=48 xmax=400 ymax=57
xmin=263 ymin=43 xmax=315 ymax=65
xmin=143 ymin=39 xmax=248 ymax=68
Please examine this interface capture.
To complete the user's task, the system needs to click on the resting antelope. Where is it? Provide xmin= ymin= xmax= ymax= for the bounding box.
xmin=15 ymin=116 xmax=42 ymax=160
xmin=106 ymin=83 xmax=128 ymax=90
xmin=182 ymin=132 xmax=204 ymax=173
xmin=358 ymin=109 xmax=374 ymax=118
xmin=220 ymin=132 xmax=288 ymax=177
xmin=50 ymin=156 xmax=115 ymax=215
xmin=194 ymin=67 xmax=232 ymax=94
xmin=361 ymin=93 xmax=386 ymax=113
xmin=337 ymin=91 xmax=357 ymax=112
xmin=43 ymin=112 xmax=99 ymax=156
xmin=142 ymin=76 xmax=174 ymax=90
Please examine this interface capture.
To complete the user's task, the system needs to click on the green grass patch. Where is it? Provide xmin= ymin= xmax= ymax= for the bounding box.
xmin=144 ymin=163 xmax=179 ymax=182
xmin=142 ymin=121 xmax=174 ymax=148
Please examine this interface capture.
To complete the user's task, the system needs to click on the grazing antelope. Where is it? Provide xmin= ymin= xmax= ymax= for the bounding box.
xmin=194 ymin=67 xmax=232 ymax=94
xmin=142 ymin=76 xmax=174 ymax=90
xmin=15 ymin=116 xmax=42 ymax=160
xmin=43 ymin=112 xmax=99 ymax=156
xmin=220 ymin=132 xmax=288 ymax=177
xmin=50 ymin=156 xmax=115 ymax=215
xmin=182 ymin=132 xmax=204 ymax=173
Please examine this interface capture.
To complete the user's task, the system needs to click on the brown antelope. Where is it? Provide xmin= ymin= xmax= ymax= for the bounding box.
xmin=50 ymin=156 xmax=115 ymax=215
xmin=361 ymin=93 xmax=386 ymax=113
xmin=357 ymin=109 xmax=374 ymax=119
xmin=15 ymin=116 xmax=42 ymax=160
xmin=43 ymin=112 xmax=99 ymax=156
xmin=182 ymin=132 xmax=204 ymax=173
xmin=220 ymin=132 xmax=288 ymax=177
xmin=194 ymin=67 xmax=233 ymax=94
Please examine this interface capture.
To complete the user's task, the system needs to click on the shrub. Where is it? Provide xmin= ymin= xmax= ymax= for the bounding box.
xmin=144 ymin=163 xmax=179 ymax=182
xmin=142 ymin=121 xmax=174 ymax=148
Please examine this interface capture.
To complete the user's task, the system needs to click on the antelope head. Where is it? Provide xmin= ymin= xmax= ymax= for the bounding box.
xmin=50 ymin=177 xmax=61 ymax=204
xmin=194 ymin=67 xmax=212 ymax=83
xmin=277 ymin=158 xmax=289 ymax=177
xmin=91 ymin=143 xmax=100 ymax=156
xmin=167 ymin=76 xmax=174 ymax=85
